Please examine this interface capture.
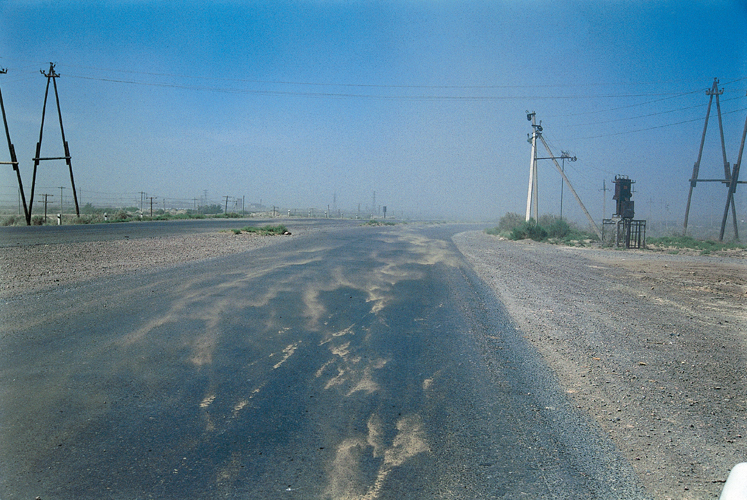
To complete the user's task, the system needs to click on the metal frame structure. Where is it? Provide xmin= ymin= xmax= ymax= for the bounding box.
xmin=602 ymin=218 xmax=646 ymax=249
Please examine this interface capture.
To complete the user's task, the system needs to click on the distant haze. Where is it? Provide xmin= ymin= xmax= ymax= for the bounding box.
xmin=1 ymin=1 xmax=745 ymax=234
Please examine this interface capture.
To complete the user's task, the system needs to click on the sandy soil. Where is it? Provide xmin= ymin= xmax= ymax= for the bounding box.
xmin=2 ymin=227 xmax=745 ymax=499
xmin=453 ymin=231 xmax=747 ymax=500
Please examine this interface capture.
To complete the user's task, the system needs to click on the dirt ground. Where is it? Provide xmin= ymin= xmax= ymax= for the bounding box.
xmin=454 ymin=232 xmax=747 ymax=500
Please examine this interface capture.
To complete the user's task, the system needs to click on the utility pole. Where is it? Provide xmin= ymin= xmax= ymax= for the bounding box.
xmin=600 ymin=180 xmax=610 ymax=221
xmin=30 ymin=63 xmax=80 ymax=222
xmin=223 ymin=195 xmax=230 ymax=215
xmin=684 ymin=78 xmax=740 ymax=239
xmin=148 ymin=196 xmax=156 ymax=217
xmin=559 ymin=151 xmax=576 ymax=220
xmin=40 ymin=193 xmax=53 ymax=222
xmin=719 ymin=96 xmax=747 ymax=241
xmin=525 ymin=112 xmax=541 ymax=221
xmin=0 ymin=68 xmax=30 ymax=224
xmin=139 ymin=191 xmax=146 ymax=214
xmin=525 ymin=112 xmax=601 ymax=238
xmin=58 ymin=186 xmax=65 ymax=218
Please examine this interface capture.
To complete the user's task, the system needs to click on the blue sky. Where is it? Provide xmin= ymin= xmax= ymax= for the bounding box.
xmin=1 ymin=1 xmax=746 ymax=230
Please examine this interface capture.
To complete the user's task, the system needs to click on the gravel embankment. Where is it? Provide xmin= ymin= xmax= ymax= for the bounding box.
xmin=453 ymin=230 xmax=747 ymax=500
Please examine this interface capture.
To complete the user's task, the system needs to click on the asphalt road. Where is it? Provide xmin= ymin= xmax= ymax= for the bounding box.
xmin=0 ymin=223 xmax=648 ymax=499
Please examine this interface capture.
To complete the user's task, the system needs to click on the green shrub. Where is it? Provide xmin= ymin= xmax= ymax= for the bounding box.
xmin=1 ymin=215 xmax=23 ymax=226
xmin=240 ymin=224 xmax=289 ymax=235
xmin=509 ymin=219 xmax=547 ymax=241
xmin=498 ymin=212 xmax=524 ymax=232
xmin=546 ymin=218 xmax=571 ymax=238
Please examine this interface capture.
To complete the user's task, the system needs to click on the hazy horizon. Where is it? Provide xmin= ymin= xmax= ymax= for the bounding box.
xmin=1 ymin=1 xmax=746 ymax=232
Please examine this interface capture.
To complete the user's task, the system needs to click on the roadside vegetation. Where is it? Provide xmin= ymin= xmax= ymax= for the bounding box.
xmin=486 ymin=212 xmax=598 ymax=246
xmin=231 ymin=224 xmax=290 ymax=236
xmin=0 ymin=203 xmax=249 ymax=226
xmin=647 ymin=235 xmax=746 ymax=255
xmin=362 ymin=220 xmax=396 ymax=227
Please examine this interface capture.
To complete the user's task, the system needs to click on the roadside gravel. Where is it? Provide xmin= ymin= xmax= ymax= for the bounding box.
xmin=453 ymin=230 xmax=747 ymax=500
xmin=0 ymin=230 xmax=291 ymax=298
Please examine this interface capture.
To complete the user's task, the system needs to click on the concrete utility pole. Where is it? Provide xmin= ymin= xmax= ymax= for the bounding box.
xmin=139 ymin=192 xmax=146 ymax=213
xmin=149 ymin=196 xmax=156 ymax=217
xmin=525 ymin=112 xmax=540 ymax=221
xmin=524 ymin=112 xmax=601 ymax=239
xmin=223 ymin=195 xmax=230 ymax=215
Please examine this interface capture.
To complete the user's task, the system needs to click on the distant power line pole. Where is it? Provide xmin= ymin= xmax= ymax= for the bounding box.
xmin=58 ymin=186 xmax=65 ymax=217
xmin=223 ymin=195 xmax=230 ymax=214
xmin=600 ymin=180 xmax=610 ymax=220
xmin=148 ymin=196 xmax=157 ymax=217
xmin=559 ymin=151 xmax=576 ymax=220
xmin=39 ymin=193 xmax=53 ymax=221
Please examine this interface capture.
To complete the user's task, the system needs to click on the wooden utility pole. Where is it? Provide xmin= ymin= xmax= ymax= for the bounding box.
xmin=38 ymin=193 xmax=53 ymax=222
xmin=600 ymin=180 xmax=610 ymax=220
xmin=0 ymin=68 xmax=30 ymax=224
xmin=719 ymin=98 xmax=747 ymax=241
xmin=538 ymin=134 xmax=601 ymax=239
xmin=29 ymin=63 xmax=80 ymax=222
xmin=684 ymin=78 xmax=740 ymax=239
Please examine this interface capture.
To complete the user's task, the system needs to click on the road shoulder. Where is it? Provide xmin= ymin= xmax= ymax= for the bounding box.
xmin=453 ymin=230 xmax=747 ymax=500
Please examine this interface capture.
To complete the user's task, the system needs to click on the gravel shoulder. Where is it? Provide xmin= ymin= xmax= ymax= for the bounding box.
xmin=0 ymin=230 xmax=292 ymax=298
xmin=453 ymin=230 xmax=747 ymax=500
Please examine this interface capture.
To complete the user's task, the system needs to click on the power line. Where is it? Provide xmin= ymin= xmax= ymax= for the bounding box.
xmin=62 ymin=73 xmax=705 ymax=102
